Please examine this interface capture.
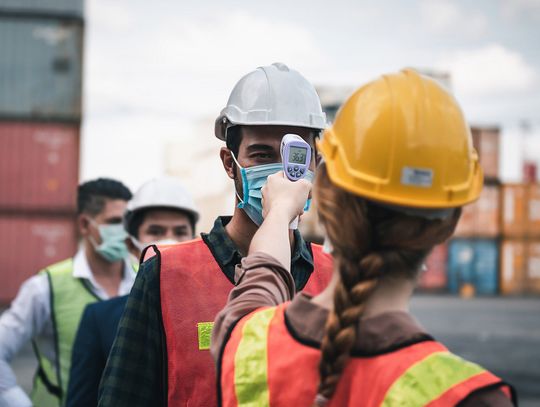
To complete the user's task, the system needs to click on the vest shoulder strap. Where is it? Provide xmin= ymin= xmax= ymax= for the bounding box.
xmin=381 ymin=350 xmax=509 ymax=406
xmin=40 ymin=257 xmax=73 ymax=276
xmin=142 ymin=237 xmax=204 ymax=263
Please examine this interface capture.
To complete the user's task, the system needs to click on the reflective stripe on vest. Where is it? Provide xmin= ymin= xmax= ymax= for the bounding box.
xmin=159 ymin=239 xmax=333 ymax=406
xmin=221 ymin=303 xmax=513 ymax=407
xmin=234 ymin=307 xmax=276 ymax=407
xmin=31 ymin=258 xmax=100 ymax=407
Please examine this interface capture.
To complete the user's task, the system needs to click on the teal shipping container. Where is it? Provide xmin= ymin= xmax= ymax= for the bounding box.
xmin=0 ymin=0 xmax=83 ymax=19
xmin=448 ymin=239 xmax=499 ymax=295
xmin=0 ymin=15 xmax=83 ymax=121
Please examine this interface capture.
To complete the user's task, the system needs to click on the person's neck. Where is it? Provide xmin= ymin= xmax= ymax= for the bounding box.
xmin=312 ymin=263 xmax=413 ymax=318
xmin=84 ymin=241 xmax=124 ymax=279
xmin=224 ymin=207 xmax=295 ymax=257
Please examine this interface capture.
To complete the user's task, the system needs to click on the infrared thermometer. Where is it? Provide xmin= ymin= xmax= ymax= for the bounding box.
xmin=280 ymin=134 xmax=312 ymax=229
xmin=281 ymin=134 xmax=311 ymax=181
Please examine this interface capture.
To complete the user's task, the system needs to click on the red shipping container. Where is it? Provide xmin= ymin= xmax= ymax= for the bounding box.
xmin=528 ymin=184 xmax=540 ymax=238
xmin=523 ymin=161 xmax=537 ymax=183
xmin=471 ymin=126 xmax=500 ymax=180
xmin=417 ymin=243 xmax=448 ymax=291
xmin=0 ymin=213 xmax=78 ymax=304
xmin=0 ymin=122 xmax=80 ymax=212
xmin=454 ymin=201 xmax=476 ymax=237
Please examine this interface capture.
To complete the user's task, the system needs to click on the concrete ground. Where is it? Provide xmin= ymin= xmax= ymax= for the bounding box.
xmin=3 ymin=295 xmax=540 ymax=405
xmin=411 ymin=295 xmax=540 ymax=406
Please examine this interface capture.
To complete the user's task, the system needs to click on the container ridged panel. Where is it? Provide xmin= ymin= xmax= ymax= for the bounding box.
xmin=0 ymin=122 xmax=79 ymax=211
xmin=0 ymin=214 xmax=78 ymax=304
xmin=0 ymin=0 xmax=83 ymax=18
xmin=0 ymin=16 xmax=82 ymax=120
xmin=448 ymin=239 xmax=499 ymax=296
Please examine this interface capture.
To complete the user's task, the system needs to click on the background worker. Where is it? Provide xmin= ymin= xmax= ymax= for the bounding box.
xmin=212 ymin=70 xmax=516 ymax=406
xmin=98 ymin=63 xmax=333 ymax=407
xmin=65 ymin=177 xmax=199 ymax=407
xmin=0 ymin=178 xmax=133 ymax=407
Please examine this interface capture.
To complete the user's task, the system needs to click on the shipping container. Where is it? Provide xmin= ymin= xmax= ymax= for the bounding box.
xmin=0 ymin=213 xmax=78 ymax=304
xmin=476 ymin=184 xmax=500 ymax=237
xmin=454 ymin=200 xmax=476 ymax=237
xmin=471 ymin=126 xmax=500 ymax=180
xmin=502 ymin=184 xmax=527 ymax=238
xmin=529 ymin=184 xmax=540 ymax=238
xmin=0 ymin=16 xmax=83 ymax=121
xmin=454 ymin=183 xmax=500 ymax=238
xmin=0 ymin=122 xmax=80 ymax=212
xmin=417 ymin=243 xmax=448 ymax=291
xmin=500 ymin=240 xmax=526 ymax=295
xmin=501 ymin=184 xmax=540 ymax=238
xmin=526 ymin=241 xmax=540 ymax=294
xmin=448 ymin=239 xmax=499 ymax=296
xmin=0 ymin=1 xmax=83 ymax=19
xmin=523 ymin=161 xmax=537 ymax=183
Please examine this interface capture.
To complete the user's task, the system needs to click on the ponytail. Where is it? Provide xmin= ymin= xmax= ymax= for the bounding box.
xmin=312 ymin=164 xmax=460 ymax=405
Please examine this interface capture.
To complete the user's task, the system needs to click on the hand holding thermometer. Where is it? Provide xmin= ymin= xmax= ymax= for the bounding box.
xmin=280 ymin=134 xmax=312 ymax=229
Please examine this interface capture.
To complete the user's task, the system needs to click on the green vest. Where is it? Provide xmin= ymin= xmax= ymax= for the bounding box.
xmin=31 ymin=258 xmax=100 ymax=407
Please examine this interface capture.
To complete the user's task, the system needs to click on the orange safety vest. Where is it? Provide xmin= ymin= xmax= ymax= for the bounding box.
xmin=156 ymin=237 xmax=333 ymax=407
xmin=219 ymin=303 xmax=515 ymax=407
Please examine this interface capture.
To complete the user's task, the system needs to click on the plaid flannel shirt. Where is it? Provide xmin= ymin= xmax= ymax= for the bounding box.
xmin=98 ymin=216 xmax=315 ymax=406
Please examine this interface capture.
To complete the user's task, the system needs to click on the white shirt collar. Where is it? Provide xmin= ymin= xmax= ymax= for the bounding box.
xmin=72 ymin=247 xmax=136 ymax=300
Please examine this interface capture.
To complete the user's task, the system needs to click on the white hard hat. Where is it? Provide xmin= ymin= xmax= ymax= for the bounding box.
xmin=124 ymin=177 xmax=199 ymax=233
xmin=215 ymin=62 xmax=326 ymax=141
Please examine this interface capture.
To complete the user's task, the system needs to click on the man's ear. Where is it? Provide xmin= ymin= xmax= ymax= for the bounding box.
xmin=220 ymin=147 xmax=236 ymax=179
xmin=78 ymin=214 xmax=90 ymax=237
xmin=315 ymin=151 xmax=322 ymax=167
xmin=312 ymin=134 xmax=322 ymax=167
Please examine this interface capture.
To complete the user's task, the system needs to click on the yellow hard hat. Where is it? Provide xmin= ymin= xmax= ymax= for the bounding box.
xmin=318 ymin=69 xmax=483 ymax=209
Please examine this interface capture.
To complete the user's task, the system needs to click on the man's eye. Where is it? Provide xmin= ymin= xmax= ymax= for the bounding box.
xmin=253 ymin=153 xmax=272 ymax=159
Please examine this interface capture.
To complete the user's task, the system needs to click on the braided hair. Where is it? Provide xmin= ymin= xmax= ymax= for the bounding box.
xmin=312 ymin=164 xmax=460 ymax=406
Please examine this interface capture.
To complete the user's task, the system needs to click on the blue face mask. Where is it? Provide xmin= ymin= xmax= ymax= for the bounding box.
xmin=231 ymin=153 xmax=313 ymax=226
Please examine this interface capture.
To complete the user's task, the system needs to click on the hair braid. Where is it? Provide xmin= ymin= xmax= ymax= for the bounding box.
xmin=311 ymin=164 xmax=460 ymax=406
xmin=316 ymin=254 xmax=382 ymax=403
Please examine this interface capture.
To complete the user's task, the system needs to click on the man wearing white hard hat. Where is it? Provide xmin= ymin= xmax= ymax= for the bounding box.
xmin=99 ymin=63 xmax=333 ymax=407
xmin=65 ymin=178 xmax=199 ymax=407
xmin=123 ymin=177 xmax=199 ymax=260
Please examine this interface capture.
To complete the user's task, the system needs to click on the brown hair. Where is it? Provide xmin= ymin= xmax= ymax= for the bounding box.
xmin=312 ymin=164 xmax=461 ymax=405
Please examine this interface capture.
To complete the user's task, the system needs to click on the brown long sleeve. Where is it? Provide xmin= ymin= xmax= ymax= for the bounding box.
xmin=210 ymin=252 xmax=295 ymax=361
xmin=210 ymin=253 xmax=515 ymax=406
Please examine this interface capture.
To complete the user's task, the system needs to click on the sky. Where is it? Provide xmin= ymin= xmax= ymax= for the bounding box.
xmin=81 ymin=0 xmax=540 ymax=195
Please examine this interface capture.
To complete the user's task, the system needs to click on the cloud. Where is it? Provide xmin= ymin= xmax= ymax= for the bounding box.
xmin=501 ymin=0 xmax=540 ymax=21
xmin=437 ymin=43 xmax=537 ymax=96
xmin=420 ymin=0 xmax=488 ymax=37
xmin=82 ymin=2 xmax=325 ymax=199
xmin=84 ymin=5 xmax=324 ymax=120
